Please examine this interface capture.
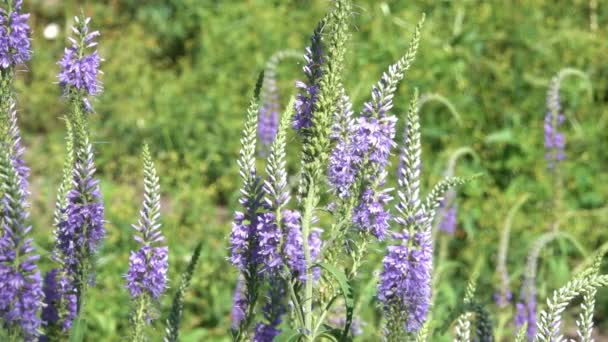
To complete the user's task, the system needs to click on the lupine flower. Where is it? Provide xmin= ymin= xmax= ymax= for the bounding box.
xmin=544 ymin=75 xmax=565 ymax=169
xmin=0 ymin=146 xmax=43 ymax=340
xmin=56 ymin=140 xmax=105 ymax=284
xmin=58 ymin=16 xmax=101 ymax=111
xmin=293 ymin=19 xmax=324 ymax=131
xmin=0 ymin=0 xmax=31 ymax=68
xmin=126 ymin=146 xmax=168 ymax=302
xmin=41 ymin=268 xmax=77 ymax=332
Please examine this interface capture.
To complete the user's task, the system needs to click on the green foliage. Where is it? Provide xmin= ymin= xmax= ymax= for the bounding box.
xmin=17 ymin=0 xmax=608 ymax=340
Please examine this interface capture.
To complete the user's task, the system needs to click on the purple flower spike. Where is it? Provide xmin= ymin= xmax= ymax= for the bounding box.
xmin=515 ymin=290 xmax=537 ymax=340
xmin=293 ymin=21 xmax=324 ymax=132
xmin=126 ymin=146 xmax=168 ymax=302
xmin=0 ymin=147 xmax=43 ymax=340
xmin=258 ymin=67 xmax=280 ymax=149
xmin=438 ymin=201 xmax=457 ymax=235
xmin=544 ymin=75 xmax=565 ymax=169
xmin=56 ymin=141 xmax=105 ymax=284
xmin=378 ymin=232 xmax=432 ymax=332
xmin=58 ymin=16 xmax=102 ymax=106
xmin=0 ymin=0 xmax=31 ymax=68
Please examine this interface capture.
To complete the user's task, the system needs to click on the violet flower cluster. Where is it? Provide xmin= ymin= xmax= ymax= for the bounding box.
xmin=378 ymin=232 xmax=432 ymax=332
xmin=544 ymin=75 xmax=565 ymax=169
xmin=0 ymin=0 xmax=30 ymax=68
xmin=328 ymin=87 xmax=397 ymax=240
xmin=41 ymin=268 xmax=77 ymax=332
xmin=292 ymin=20 xmax=323 ymax=132
xmin=0 ymin=145 xmax=43 ymax=340
xmin=258 ymin=65 xmax=280 ymax=149
xmin=55 ymin=141 xmax=105 ymax=282
xmin=125 ymin=146 xmax=168 ymax=301
xmin=58 ymin=16 xmax=101 ymax=111
xmin=378 ymin=93 xmax=434 ymax=335
xmin=437 ymin=194 xmax=457 ymax=235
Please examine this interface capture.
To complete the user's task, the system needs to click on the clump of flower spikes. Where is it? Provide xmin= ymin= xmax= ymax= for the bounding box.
xmin=126 ymin=144 xmax=168 ymax=341
xmin=0 ymin=4 xmax=44 ymax=339
xmin=228 ymin=68 xmax=322 ymax=339
xmin=326 ymin=14 xmax=426 ymax=241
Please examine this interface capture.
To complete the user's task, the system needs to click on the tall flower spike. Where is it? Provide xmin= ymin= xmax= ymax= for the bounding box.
xmin=0 ymin=0 xmax=31 ymax=68
xmin=56 ymin=136 xmax=105 ymax=295
xmin=229 ymin=76 xmax=265 ymax=338
xmin=298 ymin=0 xmax=351 ymax=205
xmin=58 ymin=15 xmax=102 ymax=111
xmin=534 ymin=274 xmax=608 ymax=342
xmin=0 ymin=144 xmax=43 ymax=340
xmin=495 ymin=195 xmax=528 ymax=308
xmin=258 ymin=100 xmax=293 ymax=276
xmin=229 ymin=77 xmax=264 ymax=272
xmin=127 ymin=145 xmax=168 ymax=341
xmin=544 ymin=74 xmax=565 ymax=169
xmin=6 ymin=102 xmax=28 ymax=194
xmin=293 ymin=19 xmax=325 ymax=132
xmin=126 ymin=145 xmax=168 ymax=300
xmin=52 ymin=119 xmax=75 ymax=228
xmin=346 ymin=17 xmax=426 ymax=240
xmin=379 ymin=94 xmax=430 ymax=336
xmin=263 ymin=97 xmax=294 ymax=211
xmin=363 ymin=16 xmax=424 ymax=119
xmin=380 ymin=90 xmax=469 ymax=337
xmin=258 ymin=50 xmax=300 ymax=151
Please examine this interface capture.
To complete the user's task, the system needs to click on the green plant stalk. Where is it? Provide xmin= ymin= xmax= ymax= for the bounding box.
xmin=301 ymin=180 xmax=317 ymax=338
xmin=132 ymin=295 xmax=150 ymax=342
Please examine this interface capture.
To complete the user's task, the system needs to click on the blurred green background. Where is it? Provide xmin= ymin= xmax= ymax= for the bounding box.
xmin=15 ymin=0 xmax=608 ymax=340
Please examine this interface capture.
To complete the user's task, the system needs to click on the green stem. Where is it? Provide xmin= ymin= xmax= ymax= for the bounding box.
xmin=131 ymin=296 xmax=149 ymax=342
xmin=301 ymin=181 xmax=317 ymax=338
